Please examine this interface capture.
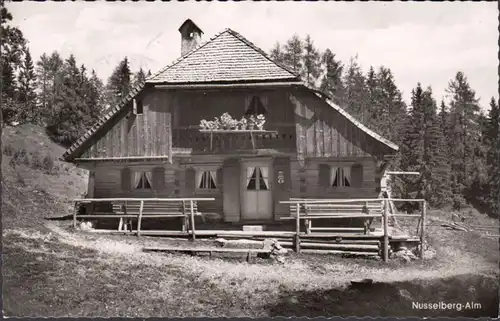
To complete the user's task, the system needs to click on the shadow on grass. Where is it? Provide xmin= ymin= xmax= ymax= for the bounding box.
xmin=268 ymin=273 xmax=499 ymax=318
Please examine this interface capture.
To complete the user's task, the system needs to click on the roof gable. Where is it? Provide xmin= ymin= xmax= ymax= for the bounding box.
xmin=147 ymin=29 xmax=299 ymax=84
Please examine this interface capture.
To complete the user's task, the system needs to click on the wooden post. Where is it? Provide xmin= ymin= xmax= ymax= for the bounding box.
xmin=73 ymin=201 xmax=78 ymax=229
xmin=181 ymin=200 xmax=186 ymax=232
xmin=420 ymin=200 xmax=426 ymax=260
xmin=137 ymin=200 xmax=144 ymax=237
xmin=190 ymin=200 xmax=196 ymax=241
xmin=383 ymin=199 xmax=389 ymax=262
xmin=295 ymin=201 xmax=301 ymax=253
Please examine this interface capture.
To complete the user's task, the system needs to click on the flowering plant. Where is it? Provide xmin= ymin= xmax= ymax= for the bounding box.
xmin=255 ymin=114 xmax=266 ymax=129
xmin=239 ymin=117 xmax=248 ymax=129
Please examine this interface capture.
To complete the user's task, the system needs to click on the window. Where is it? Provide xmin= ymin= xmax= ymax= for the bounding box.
xmin=134 ymin=171 xmax=152 ymax=189
xmin=197 ymin=170 xmax=217 ymax=190
xmin=134 ymin=99 xmax=143 ymax=115
xmin=330 ymin=166 xmax=351 ymax=187
xmin=351 ymin=163 xmax=363 ymax=187
xmin=245 ymin=96 xmax=267 ymax=116
xmin=246 ymin=166 xmax=269 ymax=190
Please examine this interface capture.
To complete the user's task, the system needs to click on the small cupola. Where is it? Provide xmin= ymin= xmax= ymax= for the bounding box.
xmin=179 ymin=19 xmax=203 ymax=56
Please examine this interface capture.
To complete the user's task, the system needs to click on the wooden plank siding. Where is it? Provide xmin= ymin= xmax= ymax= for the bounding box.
xmin=289 ymin=157 xmax=379 ymax=199
xmin=80 ymin=90 xmax=172 ymax=159
xmin=289 ymin=89 xmax=393 ymax=159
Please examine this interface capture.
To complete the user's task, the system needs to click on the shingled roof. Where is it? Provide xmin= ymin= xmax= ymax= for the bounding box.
xmin=62 ymin=27 xmax=398 ymax=161
xmin=147 ymin=28 xmax=299 ymax=84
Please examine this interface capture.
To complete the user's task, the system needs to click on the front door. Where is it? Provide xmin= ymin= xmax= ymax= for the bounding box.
xmin=241 ymin=160 xmax=273 ymax=221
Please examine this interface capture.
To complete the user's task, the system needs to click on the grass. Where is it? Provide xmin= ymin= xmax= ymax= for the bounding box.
xmin=1 ymin=123 xmax=499 ymax=317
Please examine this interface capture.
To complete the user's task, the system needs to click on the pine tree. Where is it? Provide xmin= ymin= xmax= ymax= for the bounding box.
xmin=147 ymin=69 xmax=152 ymax=77
xmin=106 ymin=57 xmax=131 ymax=107
xmin=87 ymin=69 xmax=106 ymax=118
xmin=422 ymin=87 xmax=452 ymax=207
xmin=401 ymin=84 xmax=452 ymax=208
xmin=485 ymin=97 xmax=500 ymax=216
xmin=342 ymin=56 xmax=368 ymax=122
xmin=282 ymin=35 xmax=303 ymax=75
xmin=446 ymin=71 xmax=482 ymax=209
xmin=17 ymin=46 xmax=37 ymax=123
xmin=270 ymin=41 xmax=285 ymax=64
xmin=319 ymin=48 xmax=344 ymax=104
xmin=301 ymin=35 xmax=321 ymax=86
xmin=133 ymin=67 xmax=146 ymax=87
xmin=1 ymin=6 xmax=27 ymax=123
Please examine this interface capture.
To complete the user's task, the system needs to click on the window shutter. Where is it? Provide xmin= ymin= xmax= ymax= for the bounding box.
xmin=185 ymin=167 xmax=196 ymax=195
xmin=318 ymin=164 xmax=330 ymax=188
xmin=217 ymin=167 xmax=223 ymax=192
xmin=121 ymin=168 xmax=131 ymax=191
xmin=152 ymin=167 xmax=165 ymax=190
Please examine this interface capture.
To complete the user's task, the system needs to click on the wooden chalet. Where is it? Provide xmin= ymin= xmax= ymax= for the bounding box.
xmin=62 ymin=19 xmax=400 ymax=227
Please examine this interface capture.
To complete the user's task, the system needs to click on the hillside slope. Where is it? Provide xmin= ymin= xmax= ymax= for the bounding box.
xmin=2 ymin=124 xmax=88 ymax=230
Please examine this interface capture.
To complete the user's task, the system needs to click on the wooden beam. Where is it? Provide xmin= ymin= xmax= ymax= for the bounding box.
xmin=295 ymin=202 xmax=300 ymax=253
xmin=75 ymin=197 xmax=215 ymax=202
xmin=190 ymin=200 xmax=196 ymax=241
xmin=72 ymin=202 xmax=78 ymax=229
xmin=386 ymin=171 xmax=420 ymax=175
xmin=383 ymin=199 xmax=389 ymax=262
xmin=420 ymin=200 xmax=426 ymax=260
xmin=137 ymin=200 xmax=144 ymax=238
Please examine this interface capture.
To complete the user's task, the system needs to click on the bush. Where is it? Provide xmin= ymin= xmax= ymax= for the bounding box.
xmin=3 ymin=144 xmax=14 ymax=156
xmin=9 ymin=148 xmax=29 ymax=167
xmin=42 ymin=155 xmax=55 ymax=173
xmin=30 ymin=152 xmax=44 ymax=170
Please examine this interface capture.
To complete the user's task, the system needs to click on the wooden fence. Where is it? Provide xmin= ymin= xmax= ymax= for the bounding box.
xmin=72 ymin=197 xmax=215 ymax=240
xmin=280 ymin=198 xmax=426 ymax=262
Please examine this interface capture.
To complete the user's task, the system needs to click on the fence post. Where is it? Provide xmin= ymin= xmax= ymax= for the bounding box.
xmin=295 ymin=201 xmax=301 ymax=253
xmin=137 ymin=200 xmax=144 ymax=238
xmin=383 ymin=199 xmax=389 ymax=262
xmin=190 ymin=200 xmax=196 ymax=241
xmin=420 ymin=200 xmax=426 ymax=260
xmin=73 ymin=201 xmax=78 ymax=229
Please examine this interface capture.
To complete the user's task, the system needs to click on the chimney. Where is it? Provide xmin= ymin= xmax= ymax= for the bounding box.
xmin=179 ymin=19 xmax=203 ymax=56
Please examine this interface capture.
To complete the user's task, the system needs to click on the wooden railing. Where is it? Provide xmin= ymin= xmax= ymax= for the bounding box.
xmin=73 ymin=198 xmax=215 ymax=240
xmin=280 ymin=198 xmax=426 ymax=262
xmin=172 ymin=127 xmax=296 ymax=153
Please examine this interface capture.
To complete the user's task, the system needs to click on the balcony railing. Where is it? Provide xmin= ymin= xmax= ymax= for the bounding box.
xmin=172 ymin=126 xmax=296 ymax=154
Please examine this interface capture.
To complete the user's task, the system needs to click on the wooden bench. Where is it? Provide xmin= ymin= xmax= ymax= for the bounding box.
xmin=90 ymin=200 xmax=201 ymax=232
xmin=286 ymin=198 xmax=384 ymax=234
xmin=111 ymin=200 xmax=201 ymax=232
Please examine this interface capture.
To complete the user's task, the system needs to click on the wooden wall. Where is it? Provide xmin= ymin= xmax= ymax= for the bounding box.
xmin=172 ymin=88 xmax=296 ymax=129
xmin=289 ymin=157 xmax=379 ymax=200
xmin=81 ymin=90 xmax=172 ymax=159
xmin=290 ymin=89 xmax=394 ymax=159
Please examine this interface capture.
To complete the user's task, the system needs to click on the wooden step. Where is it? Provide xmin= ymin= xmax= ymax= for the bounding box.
xmin=300 ymin=249 xmax=379 ymax=256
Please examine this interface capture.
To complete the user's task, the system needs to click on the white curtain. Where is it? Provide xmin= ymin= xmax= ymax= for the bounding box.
xmin=244 ymin=96 xmax=251 ymax=112
xmin=246 ymin=167 xmax=255 ymax=186
xmin=196 ymin=170 xmax=204 ymax=189
xmin=343 ymin=166 xmax=351 ymax=186
xmin=134 ymin=172 xmax=142 ymax=188
xmin=260 ymin=166 xmax=269 ymax=189
xmin=144 ymin=172 xmax=153 ymax=188
xmin=261 ymin=95 xmax=268 ymax=111
xmin=210 ymin=170 xmax=217 ymax=187
xmin=330 ymin=166 xmax=338 ymax=186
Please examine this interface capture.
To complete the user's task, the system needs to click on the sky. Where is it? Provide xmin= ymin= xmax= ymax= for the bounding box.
xmin=7 ymin=1 xmax=499 ymax=109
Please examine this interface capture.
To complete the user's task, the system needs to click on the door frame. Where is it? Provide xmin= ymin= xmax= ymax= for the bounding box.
xmin=239 ymin=157 xmax=274 ymax=221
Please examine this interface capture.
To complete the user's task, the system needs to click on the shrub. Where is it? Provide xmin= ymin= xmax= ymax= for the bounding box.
xmin=3 ymin=144 xmax=14 ymax=156
xmin=10 ymin=148 xmax=29 ymax=167
xmin=42 ymin=155 xmax=55 ymax=173
xmin=30 ymin=152 xmax=44 ymax=170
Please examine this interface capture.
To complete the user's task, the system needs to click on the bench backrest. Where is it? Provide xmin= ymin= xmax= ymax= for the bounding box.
xmin=112 ymin=200 xmax=199 ymax=214
xmin=288 ymin=198 xmax=384 ymax=217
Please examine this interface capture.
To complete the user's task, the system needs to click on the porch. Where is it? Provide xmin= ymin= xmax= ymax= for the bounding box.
xmin=72 ymin=197 xmax=426 ymax=261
